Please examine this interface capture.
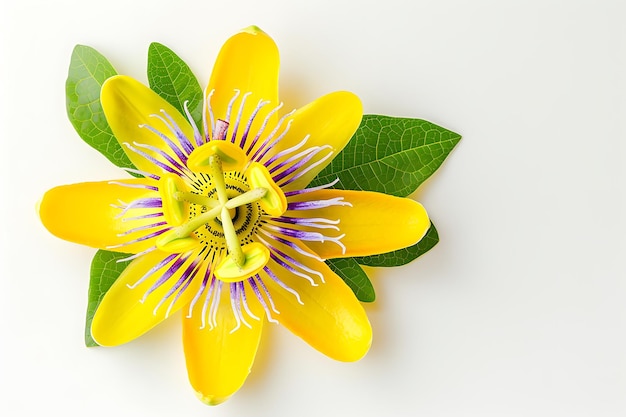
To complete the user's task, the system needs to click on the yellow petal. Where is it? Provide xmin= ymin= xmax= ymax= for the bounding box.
xmin=183 ymin=281 xmax=264 ymax=405
xmin=38 ymin=179 xmax=164 ymax=253
xmin=91 ymin=250 xmax=205 ymax=346
xmin=260 ymin=91 xmax=362 ymax=191
xmin=207 ymin=26 xmax=279 ymax=144
xmin=101 ymin=75 xmax=196 ymax=174
xmin=286 ymin=189 xmax=430 ymax=258
xmin=260 ymin=244 xmax=372 ymax=362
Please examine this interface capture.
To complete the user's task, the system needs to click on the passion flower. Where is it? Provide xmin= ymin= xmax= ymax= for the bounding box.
xmin=39 ymin=26 xmax=430 ymax=405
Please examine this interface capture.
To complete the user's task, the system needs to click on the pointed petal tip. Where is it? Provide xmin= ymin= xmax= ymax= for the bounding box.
xmin=100 ymin=74 xmax=131 ymax=101
xmin=88 ymin=329 xmax=108 ymax=348
xmin=336 ymin=90 xmax=363 ymax=125
xmin=90 ymin=317 xmax=122 ymax=347
xmin=101 ymin=74 xmax=132 ymax=91
xmin=240 ymin=25 xmax=265 ymax=35
xmin=195 ymin=390 xmax=230 ymax=406
xmin=335 ymin=321 xmax=373 ymax=362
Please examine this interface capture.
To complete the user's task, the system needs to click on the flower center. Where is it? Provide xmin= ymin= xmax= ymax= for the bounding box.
xmin=155 ymin=140 xmax=287 ymax=282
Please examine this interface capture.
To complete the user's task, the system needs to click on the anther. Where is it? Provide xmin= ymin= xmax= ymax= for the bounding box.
xmin=187 ymin=140 xmax=248 ymax=173
xmin=245 ymin=162 xmax=287 ymax=216
xmin=214 ymin=242 xmax=270 ymax=282
xmin=159 ymin=174 xmax=188 ymax=226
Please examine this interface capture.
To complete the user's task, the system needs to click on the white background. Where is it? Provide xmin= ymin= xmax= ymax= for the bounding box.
xmin=1 ymin=0 xmax=624 ymax=415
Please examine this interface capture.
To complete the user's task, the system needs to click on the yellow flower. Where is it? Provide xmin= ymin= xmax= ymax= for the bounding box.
xmin=38 ymin=26 xmax=430 ymax=405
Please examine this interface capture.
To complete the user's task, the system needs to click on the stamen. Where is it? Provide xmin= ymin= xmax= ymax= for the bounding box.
xmin=156 ymin=205 xmax=221 ymax=252
xmin=194 ymin=154 xmax=246 ymax=268
xmin=220 ymin=205 xmax=245 ymax=266
xmin=159 ymin=173 xmax=189 ymax=226
xmin=187 ymin=140 xmax=247 ymax=172
xmin=208 ymin=155 xmax=228 ymax=204
xmin=224 ymin=188 xmax=267 ymax=209
xmin=174 ymin=191 xmax=220 ymax=208
xmin=246 ymin=162 xmax=287 ymax=216
xmin=215 ymin=242 xmax=270 ymax=282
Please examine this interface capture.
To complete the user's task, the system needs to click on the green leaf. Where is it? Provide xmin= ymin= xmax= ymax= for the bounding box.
xmin=66 ymin=45 xmax=135 ymax=169
xmin=355 ymin=222 xmax=439 ymax=267
xmin=310 ymin=115 xmax=461 ymax=197
xmin=326 ymin=258 xmax=375 ymax=302
xmin=85 ymin=250 xmax=132 ymax=347
xmin=310 ymin=114 xmax=457 ymax=280
xmin=148 ymin=42 xmax=203 ymax=130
